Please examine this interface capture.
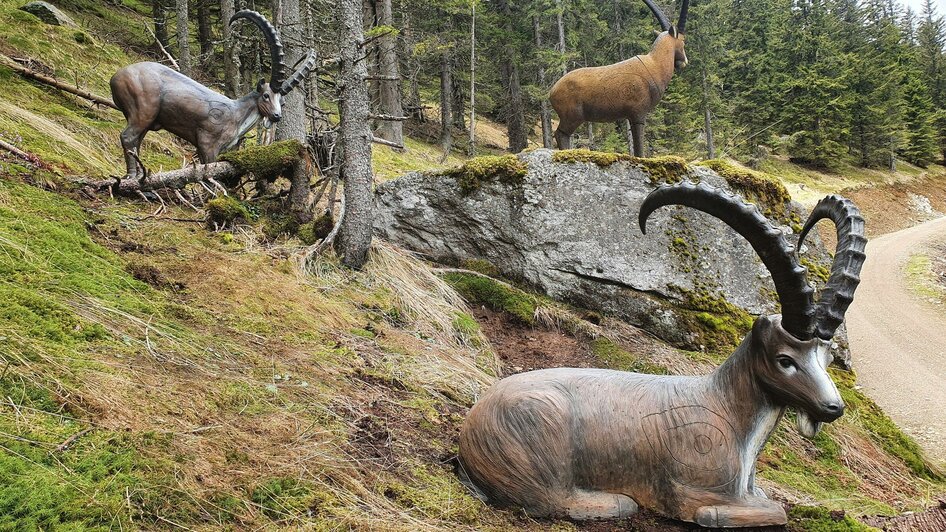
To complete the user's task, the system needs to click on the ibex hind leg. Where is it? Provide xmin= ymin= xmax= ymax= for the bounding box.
xmin=560 ymin=489 xmax=638 ymax=520
xmin=120 ymin=126 xmax=148 ymax=180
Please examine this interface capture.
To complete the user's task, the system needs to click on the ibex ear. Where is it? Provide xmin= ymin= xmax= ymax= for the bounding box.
xmin=669 ymin=26 xmax=678 ymax=38
xmin=749 ymin=315 xmax=776 ymax=354
xmin=256 ymin=78 xmax=266 ymax=93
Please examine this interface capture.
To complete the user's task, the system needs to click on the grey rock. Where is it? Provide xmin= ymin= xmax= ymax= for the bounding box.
xmin=374 ymin=149 xmax=851 ymax=367
xmin=19 ymin=1 xmax=76 ymax=27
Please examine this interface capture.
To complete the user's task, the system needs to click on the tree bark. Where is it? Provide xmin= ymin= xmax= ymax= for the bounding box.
xmin=305 ymin=0 xmax=325 ymax=133
xmin=439 ymin=50 xmax=453 ymax=155
xmin=175 ymin=0 xmax=191 ymax=75
xmin=556 ymin=0 xmax=566 ymax=77
xmin=197 ymin=0 xmax=213 ymax=64
xmin=701 ymin=66 xmax=715 ymax=159
xmin=276 ymin=0 xmax=312 ymax=222
xmin=220 ymin=0 xmax=240 ymax=97
xmin=452 ymin=69 xmax=466 ymax=130
xmin=535 ymin=15 xmax=553 ymax=149
xmin=374 ymin=0 xmax=404 ymax=146
xmin=500 ymin=0 xmax=527 ymax=153
xmin=468 ymin=0 xmax=476 ymax=153
xmin=335 ymin=0 xmax=374 ymax=269
xmin=153 ymin=0 xmax=170 ymax=50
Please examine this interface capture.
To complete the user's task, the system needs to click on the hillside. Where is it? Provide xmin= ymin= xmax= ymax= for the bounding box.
xmin=1 ymin=1 xmax=946 ymax=530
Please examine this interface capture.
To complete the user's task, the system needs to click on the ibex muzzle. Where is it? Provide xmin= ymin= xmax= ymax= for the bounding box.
xmin=109 ymin=10 xmax=314 ymax=179
xmin=549 ymin=0 xmax=688 ymax=156
xmin=459 ymin=184 xmax=866 ymax=527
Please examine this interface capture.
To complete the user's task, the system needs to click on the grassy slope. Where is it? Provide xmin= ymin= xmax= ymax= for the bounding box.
xmin=0 ymin=1 xmax=944 ymax=529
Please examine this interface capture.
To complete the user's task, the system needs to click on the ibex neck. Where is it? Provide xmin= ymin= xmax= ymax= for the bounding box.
xmin=710 ymin=337 xmax=782 ymax=429
xmin=227 ymin=93 xmax=263 ymax=150
xmin=645 ymin=33 xmax=677 ymax=88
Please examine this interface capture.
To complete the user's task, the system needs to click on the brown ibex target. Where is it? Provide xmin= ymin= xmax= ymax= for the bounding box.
xmin=109 ymin=10 xmax=314 ymax=179
xmin=458 ymin=183 xmax=866 ymax=527
xmin=550 ymin=0 xmax=688 ymax=155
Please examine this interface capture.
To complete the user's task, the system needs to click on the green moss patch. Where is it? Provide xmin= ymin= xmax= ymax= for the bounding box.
xmin=441 ymin=155 xmax=527 ymax=194
xmin=443 ymin=272 xmax=537 ymax=324
xmin=552 ymin=148 xmax=633 ymax=166
xmin=669 ymin=284 xmax=756 ymax=352
xmin=298 ymin=212 xmax=333 ymax=245
xmin=698 ymin=159 xmax=792 ymax=217
xmin=206 ymin=195 xmax=253 ymax=227
xmin=218 ymin=139 xmax=303 ymax=182
xmin=590 ymin=337 xmax=669 ymax=374
xmin=787 ymin=505 xmax=875 ymax=531
xmin=638 ymin=155 xmax=691 ymax=184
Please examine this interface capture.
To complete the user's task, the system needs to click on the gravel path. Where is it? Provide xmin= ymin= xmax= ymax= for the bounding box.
xmin=846 ymin=216 xmax=946 ymax=467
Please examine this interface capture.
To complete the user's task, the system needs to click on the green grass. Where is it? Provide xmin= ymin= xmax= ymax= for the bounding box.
xmin=905 ymin=252 xmax=946 ymax=304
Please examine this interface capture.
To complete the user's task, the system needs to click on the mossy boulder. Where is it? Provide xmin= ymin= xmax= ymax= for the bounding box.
xmin=19 ymin=1 xmax=76 ymax=26
xmin=376 ymin=148 xmax=839 ymax=355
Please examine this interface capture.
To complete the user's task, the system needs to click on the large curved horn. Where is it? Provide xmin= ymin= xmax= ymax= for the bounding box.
xmin=279 ymin=50 xmax=317 ymax=95
xmin=677 ymin=0 xmax=690 ymax=33
xmin=230 ymin=10 xmax=286 ymax=89
xmin=642 ymin=0 xmax=672 ymax=31
xmin=640 ymin=182 xmax=816 ymax=340
xmin=796 ymin=196 xmax=866 ymax=340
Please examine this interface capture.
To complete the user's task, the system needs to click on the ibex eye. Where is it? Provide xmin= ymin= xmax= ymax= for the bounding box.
xmin=777 ymin=356 xmax=796 ymax=370
xmin=263 ymin=94 xmax=270 ymax=100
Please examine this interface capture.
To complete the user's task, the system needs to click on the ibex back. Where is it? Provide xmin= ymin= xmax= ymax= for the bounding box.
xmin=549 ymin=0 xmax=688 ymax=156
xmin=110 ymin=10 xmax=314 ymax=179
xmin=459 ymin=184 xmax=866 ymax=527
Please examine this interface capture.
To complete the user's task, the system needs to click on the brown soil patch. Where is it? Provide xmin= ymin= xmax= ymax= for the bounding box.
xmin=472 ymin=307 xmax=600 ymax=376
xmin=840 ymin=174 xmax=946 ymax=238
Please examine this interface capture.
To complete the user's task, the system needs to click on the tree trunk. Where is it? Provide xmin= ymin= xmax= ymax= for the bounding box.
xmin=402 ymin=2 xmax=424 ymax=122
xmin=534 ymin=15 xmax=553 ymax=149
xmin=335 ymin=0 xmax=374 ymax=269
xmin=176 ymin=0 xmax=191 ymax=75
xmin=452 ymin=71 xmax=466 ymax=130
xmin=556 ymin=0 xmax=566 ymax=77
xmin=374 ymin=0 xmax=404 ymax=146
xmin=701 ymin=66 xmax=715 ymax=159
xmin=153 ymin=0 xmax=169 ymax=50
xmin=468 ymin=0 xmax=476 ymax=153
xmin=305 ymin=0 xmax=325 ymax=133
xmin=365 ymin=0 xmax=381 ymax=104
xmin=439 ymin=50 xmax=453 ymax=155
xmin=276 ymin=0 xmax=312 ymax=222
xmin=220 ymin=0 xmax=240 ymax=97
xmin=197 ymin=0 xmax=213 ymax=64
xmin=500 ymin=0 xmax=527 ymax=153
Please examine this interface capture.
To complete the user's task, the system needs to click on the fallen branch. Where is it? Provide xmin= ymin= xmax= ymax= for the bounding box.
xmin=84 ymin=161 xmax=240 ymax=195
xmin=370 ymin=136 xmax=404 ymax=149
xmin=54 ymin=428 xmax=92 ymax=453
xmin=0 ymin=55 xmax=117 ymax=109
xmin=144 ymin=23 xmax=179 ymax=71
xmin=0 ymin=138 xmax=32 ymax=161
xmin=369 ymin=113 xmax=409 ymax=121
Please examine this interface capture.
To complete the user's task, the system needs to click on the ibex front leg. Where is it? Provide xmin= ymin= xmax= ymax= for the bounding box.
xmin=695 ymin=497 xmax=786 ymax=527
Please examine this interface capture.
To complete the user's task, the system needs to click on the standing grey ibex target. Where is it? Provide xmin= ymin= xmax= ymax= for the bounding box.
xmin=459 ymin=184 xmax=866 ymax=527
xmin=110 ymin=10 xmax=315 ymax=179
xmin=550 ymin=0 xmax=688 ymax=155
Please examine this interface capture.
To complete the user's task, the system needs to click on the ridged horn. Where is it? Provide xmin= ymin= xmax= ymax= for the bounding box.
xmin=640 ymin=181 xmax=816 ymax=340
xmin=677 ymin=0 xmax=690 ymax=33
xmin=642 ymin=0 xmax=672 ymax=31
xmin=279 ymin=50 xmax=317 ymax=95
xmin=229 ymin=10 xmax=286 ymax=89
xmin=796 ymin=196 xmax=867 ymax=340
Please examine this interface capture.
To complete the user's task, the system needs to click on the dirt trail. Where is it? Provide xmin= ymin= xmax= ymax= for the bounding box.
xmin=847 ymin=216 xmax=946 ymax=467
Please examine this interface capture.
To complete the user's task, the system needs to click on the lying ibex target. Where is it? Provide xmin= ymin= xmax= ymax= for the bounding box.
xmin=110 ymin=10 xmax=314 ymax=179
xmin=458 ymin=183 xmax=866 ymax=527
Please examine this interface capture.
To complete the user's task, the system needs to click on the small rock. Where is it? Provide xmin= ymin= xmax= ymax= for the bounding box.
xmin=19 ymin=1 xmax=77 ymax=27
xmin=829 ymin=509 xmax=846 ymax=521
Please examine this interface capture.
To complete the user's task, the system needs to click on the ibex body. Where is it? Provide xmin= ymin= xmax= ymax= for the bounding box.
xmin=459 ymin=184 xmax=867 ymax=527
xmin=549 ymin=0 xmax=688 ymax=156
xmin=110 ymin=11 xmax=314 ymax=179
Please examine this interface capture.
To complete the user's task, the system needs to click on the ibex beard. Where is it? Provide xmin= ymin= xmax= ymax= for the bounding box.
xmin=458 ymin=183 xmax=866 ymax=528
